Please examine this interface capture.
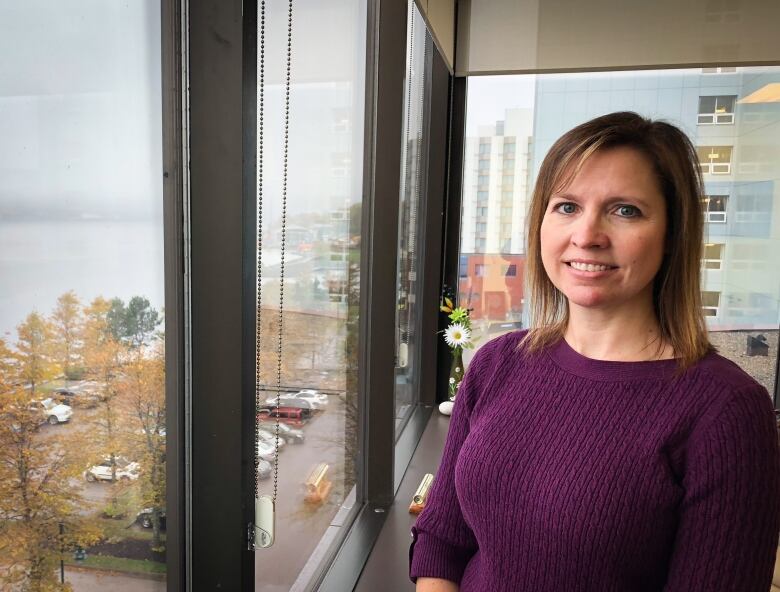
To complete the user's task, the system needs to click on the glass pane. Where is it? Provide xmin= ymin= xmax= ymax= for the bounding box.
xmin=252 ymin=0 xmax=366 ymax=588
xmin=699 ymin=95 xmax=717 ymax=114
xmin=0 ymin=2 xmax=166 ymax=589
xmin=462 ymin=66 xmax=780 ymax=398
xmin=393 ymin=1 xmax=430 ymax=439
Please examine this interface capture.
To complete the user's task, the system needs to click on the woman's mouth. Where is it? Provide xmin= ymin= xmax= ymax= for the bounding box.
xmin=566 ymin=261 xmax=617 ymax=272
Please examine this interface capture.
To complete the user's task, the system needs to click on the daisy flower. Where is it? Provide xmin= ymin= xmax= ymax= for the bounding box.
xmin=444 ymin=323 xmax=471 ymax=348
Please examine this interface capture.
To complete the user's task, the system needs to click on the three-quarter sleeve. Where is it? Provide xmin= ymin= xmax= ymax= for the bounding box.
xmin=409 ymin=338 xmax=501 ymax=585
xmin=663 ymin=384 xmax=780 ymax=592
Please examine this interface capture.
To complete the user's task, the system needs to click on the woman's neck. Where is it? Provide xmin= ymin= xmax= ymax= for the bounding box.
xmin=564 ymin=306 xmax=675 ymax=362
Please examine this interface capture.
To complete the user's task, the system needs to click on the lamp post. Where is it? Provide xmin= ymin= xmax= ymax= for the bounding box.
xmin=59 ymin=522 xmax=64 ymax=584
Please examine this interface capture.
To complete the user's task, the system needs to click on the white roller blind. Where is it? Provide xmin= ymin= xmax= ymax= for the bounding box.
xmin=457 ymin=0 xmax=780 ymax=76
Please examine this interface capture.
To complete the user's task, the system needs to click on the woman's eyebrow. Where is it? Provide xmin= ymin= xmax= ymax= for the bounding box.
xmin=552 ymin=193 xmax=652 ymax=209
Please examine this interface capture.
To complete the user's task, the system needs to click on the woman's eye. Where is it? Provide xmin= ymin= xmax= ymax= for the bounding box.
xmin=616 ymin=205 xmax=640 ymax=217
xmin=554 ymin=202 xmax=577 ymax=214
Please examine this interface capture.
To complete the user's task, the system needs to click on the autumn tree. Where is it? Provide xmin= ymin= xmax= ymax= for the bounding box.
xmin=0 ymin=359 xmax=99 ymax=591
xmin=14 ymin=312 xmax=57 ymax=398
xmin=81 ymin=298 xmax=131 ymax=490
xmin=50 ymin=291 xmax=84 ymax=382
xmin=119 ymin=340 xmax=166 ymax=551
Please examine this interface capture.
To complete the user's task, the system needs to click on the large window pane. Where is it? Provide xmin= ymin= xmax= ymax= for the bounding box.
xmin=461 ymin=66 xmax=780 ymax=399
xmin=0 ymin=2 xmax=166 ymax=590
xmin=393 ymin=1 xmax=430 ymax=439
xmin=253 ymin=0 xmax=366 ymax=589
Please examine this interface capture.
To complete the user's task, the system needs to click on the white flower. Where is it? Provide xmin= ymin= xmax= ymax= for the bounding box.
xmin=455 ymin=367 xmax=461 ymax=373
xmin=449 ymin=377 xmax=455 ymax=384
xmin=444 ymin=323 xmax=471 ymax=348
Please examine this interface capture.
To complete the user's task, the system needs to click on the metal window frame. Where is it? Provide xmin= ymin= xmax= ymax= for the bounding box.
xmin=188 ymin=0 xmax=253 ymax=588
xmin=161 ymin=0 xmax=187 ymax=588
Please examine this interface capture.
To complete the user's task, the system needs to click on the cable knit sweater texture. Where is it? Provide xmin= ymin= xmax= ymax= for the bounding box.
xmin=409 ymin=330 xmax=780 ymax=591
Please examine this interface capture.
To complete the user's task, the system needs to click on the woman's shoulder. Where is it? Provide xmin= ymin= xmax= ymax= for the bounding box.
xmin=469 ymin=329 xmax=530 ymax=367
xmin=691 ymin=349 xmax=770 ymax=396
xmin=682 ymin=349 xmax=775 ymax=439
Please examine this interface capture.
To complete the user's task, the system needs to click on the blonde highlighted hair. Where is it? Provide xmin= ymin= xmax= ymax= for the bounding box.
xmin=520 ymin=111 xmax=715 ymax=374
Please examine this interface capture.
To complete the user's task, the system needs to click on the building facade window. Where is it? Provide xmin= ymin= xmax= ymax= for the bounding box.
xmin=702 ymin=195 xmax=728 ymax=223
xmin=702 ymin=291 xmax=721 ymax=316
xmin=697 ymin=145 xmax=733 ymax=174
xmin=698 ymin=95 xmax=737 ymax=124
xmin=703 ymin=243 xmax=725 ymax=269
xmin=475 ymin=263 xmax=487 ymax=277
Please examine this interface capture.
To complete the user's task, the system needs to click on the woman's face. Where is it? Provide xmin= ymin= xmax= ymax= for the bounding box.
xmin=540 ymin=146 xmax=667 ymax=314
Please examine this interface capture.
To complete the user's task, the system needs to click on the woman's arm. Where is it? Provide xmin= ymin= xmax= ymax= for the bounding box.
xmin=416 ymin=577 xmax=459 ymax=592
xmin=663 ymin=384 xmax=780 ymax=591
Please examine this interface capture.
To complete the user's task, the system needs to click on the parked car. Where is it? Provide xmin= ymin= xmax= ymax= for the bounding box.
xmin=136 ymin=507 xmax=166 ymax=530
xmin=275 ymin=422 xmax=304 ymax=444
xmin=52 ymin=383 xmax=102 ymax=408
xmin=257 ymin=440 xmax=277 ymax=462
xmin=257 ymin=458 xmax=272 ymax=479
xmin=257 ymin=406 xmax=309 ymax=427
xmin=84 ymin=456 xmax=140 ymax=482
xmin=293 ymin=389 xmax=329 ymax=409
xmin=257 ymin=428 xmax=286 ymax=450
xmin=30 ymin=398 xmax=73 ymax=425
xmin=264 ymin=390 xmax=328 ymax=411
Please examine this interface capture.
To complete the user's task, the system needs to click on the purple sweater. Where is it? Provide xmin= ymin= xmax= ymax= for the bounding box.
xmin=410 ymin=330 xmax=780 ymax=591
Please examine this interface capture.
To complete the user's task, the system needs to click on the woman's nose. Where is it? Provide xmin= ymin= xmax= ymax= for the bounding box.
xmin=571 ymin=212 xmax=609 ymax=249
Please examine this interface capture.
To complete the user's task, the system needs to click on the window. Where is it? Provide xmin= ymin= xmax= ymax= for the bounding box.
xmin=459 ymin=255 xmax=469 ymax=278
xmin=463 ymin=66 xmax=780 ymax=398
xmin=698 ymin=95 xmax=737 ymax=124
xmin=479 ymin=140 xmax=491 ymax=154
xmin=703 ymin=243 xmax=725 ymax=269
xmin=477 ymin=175 xmax=489 ymax=187
xmin=478 ymin=159 xmax=490 ymax=171
xmin=477 ymin=190 xmax=489 ymax=202
xmin=701 ymin=195 xmax=728 ymax=223
xmin=393 ymin=2 xmax=430 ymax=437
xmin=503 ymin=264 xmax=518 ymax=277
xmin=476 ymin=222 xmax=487 ymax=233
xmin=0 ymin=4 xmax=168 ymax=588
xmin=475 ymin=263 xmax=487 ymax=277
xmin=702 ymin=291 xmax=721 ymax=316
xmin=503 ymin=158 xmax=516 ymax=170
xmin=697 ymin=146 xmax=733 ymax=174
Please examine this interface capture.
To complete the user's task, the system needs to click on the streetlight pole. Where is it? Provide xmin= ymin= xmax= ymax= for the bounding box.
xmin=59 ymin=522 xmax=65 ymax=584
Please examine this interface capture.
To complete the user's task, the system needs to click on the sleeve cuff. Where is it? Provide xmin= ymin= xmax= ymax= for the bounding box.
xmin=409 ymin=526 xmax=472 ymax=584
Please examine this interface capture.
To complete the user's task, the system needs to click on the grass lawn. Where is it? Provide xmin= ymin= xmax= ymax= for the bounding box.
xmin=64 ymin=554 xmax=166 ymax=576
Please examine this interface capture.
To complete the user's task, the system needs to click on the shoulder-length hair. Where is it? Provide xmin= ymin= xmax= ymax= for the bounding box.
xmin=520 ymin=111 xmax=715 ymax=373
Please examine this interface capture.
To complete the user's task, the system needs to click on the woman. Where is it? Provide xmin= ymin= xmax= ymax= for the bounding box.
xmin=410 ymin=112 xmax=780 ymax=591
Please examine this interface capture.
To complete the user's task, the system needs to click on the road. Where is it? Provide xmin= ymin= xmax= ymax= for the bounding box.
xmin=64 ymin=568 xmax=164 ymax=591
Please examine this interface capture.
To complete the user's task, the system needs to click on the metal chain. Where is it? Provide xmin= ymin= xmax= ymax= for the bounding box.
xmin=254 ymin=0 xmax=266 ymax=505
xmin=255 ymin=0 xmax=293 ymax=513
xmin=274 ymin=0 xmax=294 ymax=506
xmin=398 ymin=8 xmax=414 ymax=349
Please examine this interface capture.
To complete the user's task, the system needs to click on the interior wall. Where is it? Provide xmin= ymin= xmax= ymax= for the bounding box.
xmin=457 ymin=0 xmax=780 ymax=76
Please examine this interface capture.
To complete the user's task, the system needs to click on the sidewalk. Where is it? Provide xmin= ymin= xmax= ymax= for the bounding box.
xmin=64 ymin=566 xmax=165 ymax=591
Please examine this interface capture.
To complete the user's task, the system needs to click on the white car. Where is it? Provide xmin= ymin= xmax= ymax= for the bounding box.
xmin=257 ymin=440 xmax=278 ymax=462
xmin=258 ymin=429 xmax=286 ymax=450
xmin=84 ymin=456 xmax=140 ymax=482
xmin=31 ymin=398 xmax=73 ymax=425
xmin=263 ymin=390 xmax=328 ymax=411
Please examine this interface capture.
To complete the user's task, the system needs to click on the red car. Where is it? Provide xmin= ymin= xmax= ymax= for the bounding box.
xmin=257 ymin=406 xmax=309 ymax=427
